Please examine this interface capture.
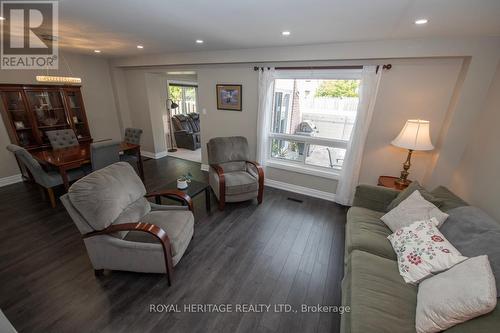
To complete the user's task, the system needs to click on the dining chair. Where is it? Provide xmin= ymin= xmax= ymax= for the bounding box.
xmin=124 ymin=128 xmax=143 ymax=145
xmin=121 ymin=128 xmax=143 ymax=164
xmin=91 ymin=140 xmax=120 ymax=171
xmin=6 ymin=144 xmax=29 ymax=177
xmin=46 ymin=129 xmax=79 ymax=149
xmin=207 ymin=136 xmax=264 ymax=210
xmin=61 ymin=162 xmax=194 ymax=285
xmin=8 ymin=144 xmax=85 ymax=208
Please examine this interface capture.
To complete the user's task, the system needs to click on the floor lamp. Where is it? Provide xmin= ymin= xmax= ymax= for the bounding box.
xmin=167 ymin=99 xmax=179 ymax=152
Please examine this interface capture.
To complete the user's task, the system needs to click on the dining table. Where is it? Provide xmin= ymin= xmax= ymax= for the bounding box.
xmin=31 ymin=141 xmax=144 ymax=190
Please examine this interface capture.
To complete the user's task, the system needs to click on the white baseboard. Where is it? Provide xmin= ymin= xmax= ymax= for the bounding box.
xmin=141 ymin=150 xmax=168 ymax=159
xmin=0 ymin=174 xmax=23 ymax=187
xmin=200 ymin=164 xmax=209 ymax=171
xmin=265 ymin=178 xmax=336 ymax=202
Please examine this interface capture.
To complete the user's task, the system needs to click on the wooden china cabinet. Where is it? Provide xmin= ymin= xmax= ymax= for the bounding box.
xmin=0 ymin=84 xmax=92 ymax=151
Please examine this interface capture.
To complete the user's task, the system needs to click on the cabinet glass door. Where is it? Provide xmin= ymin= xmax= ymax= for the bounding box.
xmin=65 ymin=90 xmax=90 ymax=139
xmin=0 ymin=91 xmax=38 ymax=147
xmin=25 ymin=90 xmax=69 ymax=144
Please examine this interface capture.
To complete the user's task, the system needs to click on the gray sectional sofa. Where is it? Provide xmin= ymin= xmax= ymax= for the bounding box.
xmin=341 ymin=184 xmax=500 ymax=333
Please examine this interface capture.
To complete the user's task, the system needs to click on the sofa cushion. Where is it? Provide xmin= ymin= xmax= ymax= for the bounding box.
xmin=381 ymin=190 xmax=449 ymax=232
xmin=445 ymin=305 xmax=500 ymax=333
xmin=441 ymin=206 xmax=500 ymax=297
xmin=388 ymin=219 xmax=467 ymax=284
xmin=346 ymin=207 xmax=396 ymax=260
xmin=387 ymin=181 xmax=443 ymax=211
xmin=124 ymin=210 xmax=194 ymax=258
xmin=207 ymin=136 xmax=250 ymax=164
xmin=224 ymin=171 xmax=258 ymax=195
xmin=112 ymin=197 xmax=151 ymax=238
xmin=352 ymin=184 xmax=400 ymax=213
xmin=430 ymin=186 xmax=468 ymax=212
xmin=68 ymin=162 xmax=147 ymax=230
xmin=416 ymin=255 xmax=497 ymax=333
xmin=220 ymin=161 xmax=246 ymax=173
xmin=344 ymin=250 xmax=418 ymax=333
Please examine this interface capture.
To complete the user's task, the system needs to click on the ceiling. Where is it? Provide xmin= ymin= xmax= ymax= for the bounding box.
xmin=44 ymin=0 xmax=500 ymax=57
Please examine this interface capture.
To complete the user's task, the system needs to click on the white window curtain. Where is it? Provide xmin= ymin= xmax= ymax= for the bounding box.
xmin=335 ymin=65 xmax=382 ymax=205
xmin=256 ymin=67 xmax=276 ymax=165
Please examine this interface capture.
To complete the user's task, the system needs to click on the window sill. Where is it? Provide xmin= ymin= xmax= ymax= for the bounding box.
xmin=266 ymin=160 xmax=341 ymax=180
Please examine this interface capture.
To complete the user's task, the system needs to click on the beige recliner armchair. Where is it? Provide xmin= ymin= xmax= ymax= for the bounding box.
xmin=61 ymin=162 xmax=194 ymax=285
xmin=207 ymin=136 xmax=264 ymax=210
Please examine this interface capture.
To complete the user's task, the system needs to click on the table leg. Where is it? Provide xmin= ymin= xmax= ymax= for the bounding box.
xmin=205 ymin=187 xmax=211 ymax=212
xmin=60 ymin=167 xmax=70 ymax=190
xmin=136 ymin=147 xmax=145 ymax=181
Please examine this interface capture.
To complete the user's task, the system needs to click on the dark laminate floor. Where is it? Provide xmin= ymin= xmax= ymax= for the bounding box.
xmin=0 ymin=156 xmax=347 ymax=333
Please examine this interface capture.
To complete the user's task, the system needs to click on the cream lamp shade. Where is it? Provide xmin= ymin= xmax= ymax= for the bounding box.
xmin=391 ymin=119 xmax=434 ymax=151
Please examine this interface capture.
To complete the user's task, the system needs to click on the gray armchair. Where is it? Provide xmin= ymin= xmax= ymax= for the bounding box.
xmin=46 ymin=129 xmax=79 ymax=149
xmin=91 ymin=140 xmax=120 ymax=170
xmin=207 ymin=136 xmax=264 ymax=210
xmin=6 ymin=144 xmax=85 ymax=207
xmin=61 ymin=162 xmax=194 ymax=285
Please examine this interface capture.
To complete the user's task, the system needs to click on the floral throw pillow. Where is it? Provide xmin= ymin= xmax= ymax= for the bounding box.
xmin=388 ymin=218 xmax=467 ymax=284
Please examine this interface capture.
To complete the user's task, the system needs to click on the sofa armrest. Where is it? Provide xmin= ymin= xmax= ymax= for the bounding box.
xmin=352 ymin=184 xmax=399 ymax=212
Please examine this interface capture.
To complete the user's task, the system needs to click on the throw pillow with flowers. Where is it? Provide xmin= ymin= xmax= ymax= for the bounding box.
xmin=388 ymin=218 xmax=467 ymax=284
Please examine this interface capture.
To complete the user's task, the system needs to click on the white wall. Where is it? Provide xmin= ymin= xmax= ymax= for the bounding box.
xmin=197 ymin=65 xmax=258 ymax=163
xmin=450 ymin=61 xmax=500 ymax=221
xmin=0 ymin=52 xmax=121 ymax=178
xmin=145 ymin=73 xmax=168 ymax=154
xmin=359 ymin=58 xmax=463 ymax=185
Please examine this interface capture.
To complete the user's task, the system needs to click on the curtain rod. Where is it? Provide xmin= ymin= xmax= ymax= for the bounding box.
xmin=168 ymin=82 xmax=198 ymax=88
xmin=253 ymin=64 xmax=392 ymax=72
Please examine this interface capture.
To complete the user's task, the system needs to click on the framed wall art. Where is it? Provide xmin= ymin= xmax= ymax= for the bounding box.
xmin=216 ymin=84 xmax=242 ymax=111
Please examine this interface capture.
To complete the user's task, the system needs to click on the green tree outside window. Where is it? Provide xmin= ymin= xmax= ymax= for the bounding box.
xmin=315 ymin=80 xmax=360 ymax=98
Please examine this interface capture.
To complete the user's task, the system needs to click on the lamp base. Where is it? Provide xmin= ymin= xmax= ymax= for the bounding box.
xmin=396 ymin=149 xmax=413 ymax=187
xmin=395 ymin=177 xmax=411 ymax=186
xmin=168 ymin=148 xmax=177 ymax=153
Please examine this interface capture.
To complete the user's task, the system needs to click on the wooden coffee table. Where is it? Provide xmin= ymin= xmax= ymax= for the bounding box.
xmin=156 ymin=179 xmax=211 ymax=212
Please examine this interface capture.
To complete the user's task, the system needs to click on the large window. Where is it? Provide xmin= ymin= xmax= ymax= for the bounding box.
xmin=268 ymin=71 xmax=361 ymax=177
xmin=168 ymin=83 xmax=198 ymax=115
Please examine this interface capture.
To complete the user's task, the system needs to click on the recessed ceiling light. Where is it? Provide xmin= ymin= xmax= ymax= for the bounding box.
xmin=0 ymin=16 xmax=5 ymax=21
xmin=414 ymin=19 xmax=428 ymax=25
xmin=282 ymin=31 xmax=291 ymax=36
xmin=196 ymin=39 xmax=204 ymax=44
xmin=94 ymin=50 xmax=101 ymax=53
xmin=137 ymin=45 xmax=144 ymax=49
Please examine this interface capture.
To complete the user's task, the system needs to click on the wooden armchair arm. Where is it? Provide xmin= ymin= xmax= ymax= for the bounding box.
xmin=145 ymin=189 xmax=193 ymax=212
xmin=245 ymin=161 xmax=264 ymax=179
xmin=246 ymin=161 xmax=264 ymax=204
xmin=83 ymin=222 xmax=174 ymax=285
xmin=210 ymin=164 xmax=225 ymax=206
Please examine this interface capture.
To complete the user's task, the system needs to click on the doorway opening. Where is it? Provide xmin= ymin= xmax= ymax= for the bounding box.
xmin=165 ymin=75 xmax=201 ymax=163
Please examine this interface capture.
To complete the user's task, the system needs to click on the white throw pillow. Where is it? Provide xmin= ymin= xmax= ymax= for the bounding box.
xmin=416 ymin=255 xmax=497 ymax=333
xmin=381 ymin=190 xmax=449 ymax=232
xmin=387 ymin=218 xmax=467 ymax=284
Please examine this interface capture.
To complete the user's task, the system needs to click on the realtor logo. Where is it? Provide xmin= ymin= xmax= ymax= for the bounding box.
xmin=1 ymin=0 xmax=58 ymax=69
